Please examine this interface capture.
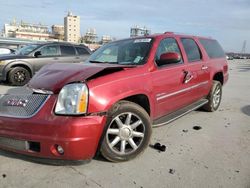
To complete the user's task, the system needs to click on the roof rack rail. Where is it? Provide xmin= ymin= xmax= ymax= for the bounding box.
xmin=164 ymin=31 xmax=212 ymax=39
xmin=164 ymin=31 xmax=174 ymax=34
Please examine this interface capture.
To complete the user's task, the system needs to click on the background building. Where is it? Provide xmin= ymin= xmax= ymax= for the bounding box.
xmin=101 ymin=35 xmax=112 ymax=44
xmin=64 ymin=12 xmax=80 ymax=43
xmin=81 ymin=28 xmax=98 ymax=44
xmin=52 ymin=25 xmax=64 ymax=40
xmin=130 ymin=25 xmax=151 ymax=37
xmin=3 ymin=19 xmax=53 ymax=41
xmin=0 ymin=14 xmax=115 ymax=47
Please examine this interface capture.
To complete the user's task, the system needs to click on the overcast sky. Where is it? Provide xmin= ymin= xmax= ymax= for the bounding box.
xmin=0 ymin=0 xmax=250 ymax=53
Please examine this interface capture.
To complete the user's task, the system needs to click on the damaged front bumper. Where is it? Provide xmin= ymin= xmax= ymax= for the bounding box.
xmin=0 ymin=94 xmax=107 ymax=161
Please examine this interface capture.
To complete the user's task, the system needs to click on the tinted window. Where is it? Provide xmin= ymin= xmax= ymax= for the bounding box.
xmin=39 ymin=45 xmax=59 ymax=57
xmin=199 ymin=39 xmax=225 ymax=59
xmin=181 ymin=38 xmax=201 ymax=62
xmin=155 ymin=38 xmax=182 ymax=66
xmin=76 ymin=47 xmax=89 ymax=55
xmin=60 ymin=45 xmax=76 ymax=56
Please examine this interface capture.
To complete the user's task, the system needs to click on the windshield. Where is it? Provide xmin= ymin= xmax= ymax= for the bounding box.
xmin=16 ymin=44 xmax=40 ymax=55
xmin=87 ymin=38 xmax=153 ymax=65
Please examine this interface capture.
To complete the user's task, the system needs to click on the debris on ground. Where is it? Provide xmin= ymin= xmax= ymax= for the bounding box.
xmin=193 ymin=126 xmax=202 ymax=130
xmin=182 ymin=129 xmax=188 ymax=133
xmin=2 ymin=174 xmax=6 ymax=178
xmin=169 ymin=169 xmax=175 ymax=174
xmin=151 ymin=143 xmax=166 ymax=152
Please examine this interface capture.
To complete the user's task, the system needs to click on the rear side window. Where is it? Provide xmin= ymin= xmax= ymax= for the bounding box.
xmin=199 ymin=39 xmax=225 ymax=59
xmin=60 ymin=45 xmax=76 ymax=56
xmin=181 ymin=38 xmax=201 ymax=62
xmin=76 ymin=47 xmax=89 ymax=55
xmin=39 ymin=45 xmax=59 ymax=57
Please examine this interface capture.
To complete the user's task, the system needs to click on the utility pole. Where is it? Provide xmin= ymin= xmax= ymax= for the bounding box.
xmin=241 ymin=40 xmax=247 ymax=54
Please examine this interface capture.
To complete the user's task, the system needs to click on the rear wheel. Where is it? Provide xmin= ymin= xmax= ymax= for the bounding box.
xmin=8 ymin=67 xmax=31 ymax=86
xmin=100 ymin=101 xmax=152 ymax=162
xmin=203 ymin=81 xmax=222 ymax=112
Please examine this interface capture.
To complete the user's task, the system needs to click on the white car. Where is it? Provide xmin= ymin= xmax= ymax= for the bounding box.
xmin=0 ymin=47 xmax=15 ymax=55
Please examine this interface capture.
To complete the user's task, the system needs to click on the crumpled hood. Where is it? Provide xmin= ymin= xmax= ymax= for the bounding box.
xmin=0 ymin=54 xmax=29 ymax=61
xmin=28 ymin=63 xmax=133 ymax=93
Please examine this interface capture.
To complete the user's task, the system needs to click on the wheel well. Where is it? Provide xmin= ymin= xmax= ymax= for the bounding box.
xmin=8 ymin=64 xmax=32 ymax=77
xmin=213 ymin=72 xmax=224 ymax=85
xmin=123 ymin=94 xmax=150 ymax=115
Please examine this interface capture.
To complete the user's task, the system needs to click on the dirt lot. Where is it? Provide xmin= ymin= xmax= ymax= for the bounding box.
xmin=0 ymin=60 xmax=250 ymax=188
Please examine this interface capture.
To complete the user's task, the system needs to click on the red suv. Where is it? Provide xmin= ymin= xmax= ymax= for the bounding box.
xmin=0 ymin=32 xmax=228 ymax=162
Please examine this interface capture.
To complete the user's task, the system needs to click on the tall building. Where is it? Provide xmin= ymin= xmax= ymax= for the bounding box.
xmin=130 ymin=25 xmax=151 ymax=37
xmin=64 ymin=12 xmax=80 ymax=43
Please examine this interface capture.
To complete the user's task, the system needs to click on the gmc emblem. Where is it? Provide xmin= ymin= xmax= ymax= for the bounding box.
xmin=5 ymin=99 xmax=28 ymax=107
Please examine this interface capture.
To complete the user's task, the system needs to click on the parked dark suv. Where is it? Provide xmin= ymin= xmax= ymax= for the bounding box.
xmin=0 ymin=42 xmax=91 ymax=86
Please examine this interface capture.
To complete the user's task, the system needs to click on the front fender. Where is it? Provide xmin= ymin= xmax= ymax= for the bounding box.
xmin=2 ymin=60 xmax=34 ymax=80
xmin=87 ymin=77 xmax=155 ymax=119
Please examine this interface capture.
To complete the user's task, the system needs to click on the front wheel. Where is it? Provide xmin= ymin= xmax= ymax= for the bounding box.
xmin=203 ymin=80 xmax=222 ymax=112
xmin=8 ymin=67 xmax=31 ymax=86
xmin=100 ymin=101 xmax=152 ymax=162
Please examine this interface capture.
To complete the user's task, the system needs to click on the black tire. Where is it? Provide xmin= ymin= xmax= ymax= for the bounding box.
xmin=8 ymin=67 xmax=31 ymax=86
xmin=100 ymin=100 xmax=152 ymax=162
xmin=203 ymin=81 xmax=222 ymax=112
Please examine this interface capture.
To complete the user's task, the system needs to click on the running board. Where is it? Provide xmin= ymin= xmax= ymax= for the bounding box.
xmin=153 ymin=99 xmax=208 ymax=128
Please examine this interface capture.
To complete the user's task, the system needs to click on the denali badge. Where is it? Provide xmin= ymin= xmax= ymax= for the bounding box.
xmin=5 ymin=99 xmax=28 ymax=107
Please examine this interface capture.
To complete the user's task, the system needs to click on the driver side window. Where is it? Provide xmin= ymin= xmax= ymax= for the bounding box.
xmin=155 ymin=38 xmax=182 ymax=66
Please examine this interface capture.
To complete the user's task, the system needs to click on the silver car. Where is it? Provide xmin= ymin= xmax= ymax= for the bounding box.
xmin=0 ymin=42 xmax=91 ymax=86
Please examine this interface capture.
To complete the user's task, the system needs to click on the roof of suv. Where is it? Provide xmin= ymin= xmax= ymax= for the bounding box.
xmin=129 ymin=31 xmax=214 ymax=41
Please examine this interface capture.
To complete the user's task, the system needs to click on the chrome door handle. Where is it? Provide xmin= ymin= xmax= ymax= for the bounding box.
xmin=201 ymin=65 xmax=208 ymax=70
xmin=184 ymin=74 xmax=194 ymax=84
xmin=183 ymin=70 xmax=194 ymax=84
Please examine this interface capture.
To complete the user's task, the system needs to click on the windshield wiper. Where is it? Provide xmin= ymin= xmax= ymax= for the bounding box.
xmin=89 ymin=60 xmax=119 ymax=64
xmin=89 ymin=60 xmax=105 ymax=63
xmin=89 ymin=60 xmax=138 ymax=65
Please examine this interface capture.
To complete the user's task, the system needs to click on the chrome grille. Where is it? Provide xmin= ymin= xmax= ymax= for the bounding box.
xmin=0 ymin=94 xmax=49 ymax=118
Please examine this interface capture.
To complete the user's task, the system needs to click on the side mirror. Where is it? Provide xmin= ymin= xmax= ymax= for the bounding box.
xmin=34 ymin=51 xmax=41 ymax=58
xmin=157 ymin=52 xmax=181 ymax=66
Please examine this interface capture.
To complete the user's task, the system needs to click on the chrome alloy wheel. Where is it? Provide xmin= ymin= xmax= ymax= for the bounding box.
xmin=213 ymin=85 xmax=221 ymax=108
xmin=106 ymin=112 xmax=145 ymax=155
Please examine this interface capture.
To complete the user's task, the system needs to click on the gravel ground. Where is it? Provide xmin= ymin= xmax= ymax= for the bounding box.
xmin=0 ymin=60 xmax=250 ymax=188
